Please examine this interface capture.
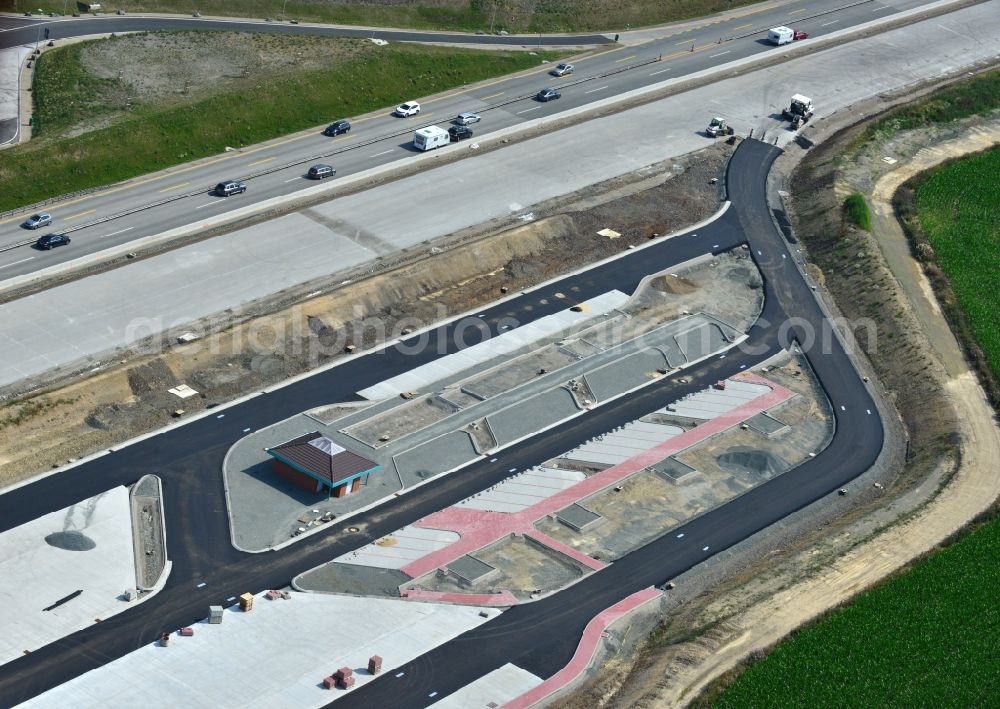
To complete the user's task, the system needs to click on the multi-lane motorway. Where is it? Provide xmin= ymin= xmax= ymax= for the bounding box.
xmin=0 ymin=0 xmax=939 ymax=280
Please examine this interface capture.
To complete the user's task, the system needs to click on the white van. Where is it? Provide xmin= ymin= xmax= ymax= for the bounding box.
xmin=768 ymin=26 xmax=794 ymax=45
xmin=413 ymin=126 xmax=451 ymax=152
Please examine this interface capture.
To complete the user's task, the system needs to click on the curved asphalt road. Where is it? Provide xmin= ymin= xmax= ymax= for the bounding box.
xmin=0 ymin=139 xmax=883 ymax=706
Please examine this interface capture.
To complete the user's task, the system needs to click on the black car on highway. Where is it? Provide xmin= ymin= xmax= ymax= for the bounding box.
xmin=448 ymin=125 xmax=474 ymax=142
xmin=214 ymin=180 xmax=247 ymax=197
xmin=307 ymin=164 xmax=337 ymax=179
xmin=323 ymin=120 xmax=351 ymax=136
xmin=35 ymin=233 xmax=71 ymax=250
xmin=536 ymin=88 xmax=561 ymax=102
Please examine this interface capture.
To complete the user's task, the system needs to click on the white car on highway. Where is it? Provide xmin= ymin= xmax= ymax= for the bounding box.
xmin=394 ymin=101 xmax=421 ymax=117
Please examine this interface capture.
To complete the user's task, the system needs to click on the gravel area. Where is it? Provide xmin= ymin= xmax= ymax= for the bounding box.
xmin=129 ymin=474 xmax=165 ymax=590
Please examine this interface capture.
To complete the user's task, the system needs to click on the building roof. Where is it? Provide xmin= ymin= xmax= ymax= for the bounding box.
xmin=267 ymin=432 xmax=379 ymax=487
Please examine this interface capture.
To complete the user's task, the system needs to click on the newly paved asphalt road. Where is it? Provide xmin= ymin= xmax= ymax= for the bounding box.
xmin=0 ymin=0 xmax=940 ymax=270
xmin=0 ymin=138 xmax=883 ymax=706
xmin=338 ymin=139 xmax=884 ymax=708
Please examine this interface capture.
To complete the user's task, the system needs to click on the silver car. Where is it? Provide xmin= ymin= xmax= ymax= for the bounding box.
xmin=550 ymin=63 xmax=574 ymax=77
xmin=455 ymin=112 xmax=481 ymax=125
xmin=23 ymin=212 xmax=52 ymax=229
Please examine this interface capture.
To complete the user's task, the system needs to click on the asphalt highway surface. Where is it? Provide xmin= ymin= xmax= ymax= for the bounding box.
xmin=0 ymin=138 xmax=884 ymax=706
xmin=0 ymin=0 xmax=938 ymax=278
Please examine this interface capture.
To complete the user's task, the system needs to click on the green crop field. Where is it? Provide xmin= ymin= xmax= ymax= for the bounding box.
xmin=712 ymin=511 xmax=1000 ymax=707
xmin=0 ymin=36 xmax=559 ymax=211
xmin=916 ymin=147 xmax=1000 ymax=379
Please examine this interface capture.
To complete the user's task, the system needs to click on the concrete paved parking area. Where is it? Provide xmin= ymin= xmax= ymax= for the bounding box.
xmin=21 ymin=593 xmax=502 ymax=709
xmin=0 ymin=486 xmax=138 ymax=666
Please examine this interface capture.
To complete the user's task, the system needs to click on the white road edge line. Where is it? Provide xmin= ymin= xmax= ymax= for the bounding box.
xmin=0 ymin=256 xmax=35 ymax=270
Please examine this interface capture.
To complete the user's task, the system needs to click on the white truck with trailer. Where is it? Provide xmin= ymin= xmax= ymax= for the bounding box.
xmin=413 ymin=126 xmax=451 ymax=151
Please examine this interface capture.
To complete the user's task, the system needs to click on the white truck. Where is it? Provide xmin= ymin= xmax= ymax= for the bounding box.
xmin=413 ymin=126 xmax=450 ymax=152
xmin=767 ymin=26 xmax=794 ymax=45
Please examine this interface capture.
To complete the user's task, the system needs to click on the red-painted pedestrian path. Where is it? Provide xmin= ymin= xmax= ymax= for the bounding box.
xmin=501 ymin=587 xmax=663 ymax=708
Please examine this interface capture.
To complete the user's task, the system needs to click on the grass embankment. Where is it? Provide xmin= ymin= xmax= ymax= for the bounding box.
xmin=860 ymin=68 xmax=1000 ymax=143
xmin=711 ymin=515 xmax=1000 ymax=706
xmin=2 ymin=0 xmax=759 ymax=33
xmin=0 ymin=36 xmax=557 ymax=212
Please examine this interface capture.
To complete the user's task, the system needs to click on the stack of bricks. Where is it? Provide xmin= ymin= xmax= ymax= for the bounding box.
xmin=334 ymin=667 xmax=354 ymax=689
xmin=368 ymin=656 xmax=382 ymax=675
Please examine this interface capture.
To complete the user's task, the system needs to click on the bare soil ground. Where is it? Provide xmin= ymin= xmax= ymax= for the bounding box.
xmin=553 ymin=96 xmax=1000 ymax=709
xmin=0 ymin=143 xmax=731 ymax=488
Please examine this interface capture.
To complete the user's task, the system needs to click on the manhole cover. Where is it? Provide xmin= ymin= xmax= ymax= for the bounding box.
xmin=45 ymin=531 xmax=96 ymax=551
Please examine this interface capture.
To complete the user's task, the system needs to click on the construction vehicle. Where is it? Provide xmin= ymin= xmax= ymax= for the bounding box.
xmin=781 ymin=94 xmax=814 ymax=129
xmin=705 ymin=117 xmax=734 ymax=137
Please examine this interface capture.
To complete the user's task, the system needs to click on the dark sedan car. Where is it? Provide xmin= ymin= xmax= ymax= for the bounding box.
xmin=323 ymin=120 xmax=351 ymax=136
xmin=448 ymin=125 xmax=474 ymax=142
xmin=536 ymin=88 xmax=562 ymax=102
xmin=36 ymin=233 xmax=71 ymax=250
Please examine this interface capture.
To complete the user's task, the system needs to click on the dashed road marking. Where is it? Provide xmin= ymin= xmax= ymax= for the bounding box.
xmin=227 ymin=596 xmax=236 ymax=602
xmin=195 ymin=202 xmax=218 ymax=209
xmin=0 ymin=256 xmax=34 ymax=270
xmin=649 ymin=68 xmax=671 ymax=76
xmin=158 ymin=182 xmax=189 ymax=194
xmin=102 ymin=226 xmax=134 ymax=238
xmin=710 ymin=50 xmax=731 ymax=58
xmin=821 ymin=19 xmax=840 ymax=26
xmin=371 ymin=149 xmax=394 ymax=157
xmin=508 ymin=468 xmax=517 ymax=473
xmin=676 ymin=533 xmax=685 ymax=538
xmin=480 ymin=91 xmax=504 ymax=100
xmin=702 ymin=546 xmax=710 ymax=551
xmin=517 ymin=106 xmax=541 ymax=114
xmin=840 ymin=405 xmax=846 ymax=411
xmin=63 ymin=208 xmax=97 ymax=221
xmin=217 ymin=414 xmax=225 ymax=419
xmin=249 ymin=156 xmax=276 ymax=166
xmin=490 ymin=458 xmax=498 ymax=462
xmin=196 ymin=582 xmax=207 ymax=588
xmin=614 ymin=54 xmax=636 ymax=63
xmin=395 ymin=672 xmax=405 ymax=678
xmin=585 ymin=85 xmax=609 ymax=94
xmin=284 ymin=176 xmax=302 ymax=183
xmin=867 ymin=409 xmax=872 ymax=415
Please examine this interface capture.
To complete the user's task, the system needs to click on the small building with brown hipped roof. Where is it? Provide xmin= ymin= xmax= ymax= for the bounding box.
xmin=266 ymin=432 xmax=380 ymax=498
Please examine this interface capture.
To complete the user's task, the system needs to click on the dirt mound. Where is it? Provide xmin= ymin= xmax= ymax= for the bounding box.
xmin=652 ymin=274 xmax=699 ymax=295
xmin=126 ymin=359 xmax=178 ymax=397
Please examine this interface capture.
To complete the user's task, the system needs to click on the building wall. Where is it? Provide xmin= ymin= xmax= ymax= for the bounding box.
xmin=272 ymin=459 xmax=321 ymax=494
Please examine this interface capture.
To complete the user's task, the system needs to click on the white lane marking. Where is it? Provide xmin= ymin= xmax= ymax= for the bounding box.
xmin=585 ymin=85 xmax=609 ymax=94
xmin=937 ymin=23 xmax=964 ymax=37
xmin=676 ymin=533 xmax=685 ymax=538
xmin=195 ymin=202 xmax=219 ymax=209
xmin=101 ymin=226 xmax=134 ymax=239
xmin=490 ymin=458 xmax=498 ymax=462
xmin=0 ymin=256 xmax=35 ymax=270
xmin=821 ymin=19 xmax=840 ymax=26
xmin=757 ymin=250 xmax=762 ymax=255
xmin=517 ymin=106 xmax=541 ymax=114
xmin=217 ymin=414 xmax=225 ymax=419
xmin=243 ymin=427 xmax=252 ymax=433
xmin=196 ymin=582 xmax=207 ymax=588
xmin=508 ymin=468 xmax=517 ymax=473
xmin=710 ymin=50 xmax=731 ymax=58
xmin=284 ymin=176 xmax=302 ymax=183
xmin=649 ymin=68 xmax=671 ymax=76
xmin=702 ymin=546 xmax=710 ymax=551
xmin=840 ymin=405 xmax=846 ymax=411
xmin=429 ymin=693 xmax=438 ymax=698
xmin=395 ymin=672 xmax=405 ymax=678
xmin=867 ymin=409 xmax=872 ymax=415
xmin=872 ymin=4 xmax=892 ymax=11
xmin=782 ymin=253 xmax=787 ymax=259
xmin=226 ymin=596 xmax=236 ymax=602
xmin=371 ymin=149 xmax=394 ymax=157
